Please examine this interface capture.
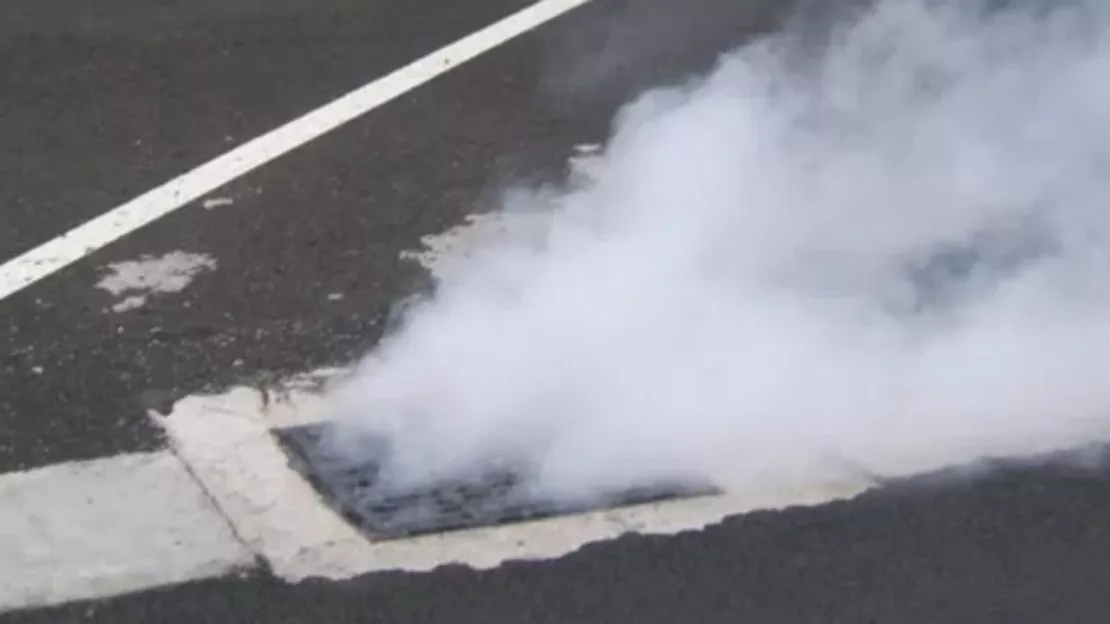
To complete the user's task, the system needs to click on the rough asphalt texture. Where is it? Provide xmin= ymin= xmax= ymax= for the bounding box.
xmin=2 ymin=0 xmax=1109 ymax=621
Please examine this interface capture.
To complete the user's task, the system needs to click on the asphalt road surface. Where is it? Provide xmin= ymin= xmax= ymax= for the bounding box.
xmin=3 ymin=0 xmax=1110 ymax=622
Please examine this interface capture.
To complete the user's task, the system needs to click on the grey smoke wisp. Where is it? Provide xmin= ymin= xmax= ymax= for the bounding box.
xmin=323 ymin=0 xmax=1110 ymax=505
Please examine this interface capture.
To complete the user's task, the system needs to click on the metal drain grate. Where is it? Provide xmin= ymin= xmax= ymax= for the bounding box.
xmin=275 ymin=423 xmax=716 ymax=540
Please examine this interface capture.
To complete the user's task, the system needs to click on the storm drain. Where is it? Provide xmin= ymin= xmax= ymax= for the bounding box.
xmin=275 ymin=423 xmax=716 ymax=540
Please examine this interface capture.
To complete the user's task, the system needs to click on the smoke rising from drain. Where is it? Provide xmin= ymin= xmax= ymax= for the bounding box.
xmin=324 ymin=0 xmax=1110 ymax=504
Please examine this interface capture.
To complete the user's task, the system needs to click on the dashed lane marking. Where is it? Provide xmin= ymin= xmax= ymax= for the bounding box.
xmin=94 ymin=250 xmax=217 ymax=312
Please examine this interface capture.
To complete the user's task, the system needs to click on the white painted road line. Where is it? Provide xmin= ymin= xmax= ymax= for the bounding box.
xmin=153 ymin=369 xmax=877 ymax=582
xmin=0 ymin=452 xmax=254 ymax=613
xmin=0 ymin=0 xmax=596 ymax=303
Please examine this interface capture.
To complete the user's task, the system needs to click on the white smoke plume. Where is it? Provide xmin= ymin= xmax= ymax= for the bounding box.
xmin=324 ymin=0 xmax=1110 ymax=504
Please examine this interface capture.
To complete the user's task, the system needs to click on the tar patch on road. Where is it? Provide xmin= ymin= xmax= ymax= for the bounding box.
xmin=276 ymin=422 xmax=716 ymax=540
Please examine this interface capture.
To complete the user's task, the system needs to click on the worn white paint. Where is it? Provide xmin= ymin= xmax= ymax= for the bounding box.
xmin=0 ymin=452 xmax=254 ymax=613
xmin=399 ymin=211 xmax=554 ymax=276
xmin=95 ymin=251 xmax=216 ymax=312
xmin=568 ymin=143 xmax=604 ymax=182
xmin=202 ymin=197 xmax=235 ymax=210
xmin=0 ymin=0 xmax=598 ymax=303
xmin=399 ymin=144 xmax=605 ymax=276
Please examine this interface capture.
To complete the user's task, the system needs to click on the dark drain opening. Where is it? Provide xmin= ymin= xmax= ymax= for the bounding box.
xmin=275 ymin=423 xmax=717 ymax=540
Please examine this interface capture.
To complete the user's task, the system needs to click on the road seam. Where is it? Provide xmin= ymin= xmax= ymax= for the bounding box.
xmin=158 ymin=432 xmax=270 ymax=576
xmin=0 ymin=452 xmax=254 ymax=614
